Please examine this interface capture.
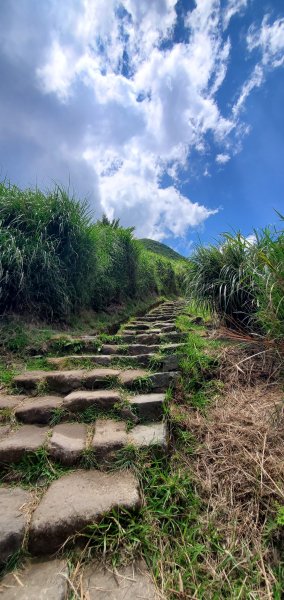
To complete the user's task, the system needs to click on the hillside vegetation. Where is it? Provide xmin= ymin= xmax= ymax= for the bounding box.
xmin=0 ymin=182 xmax=187 ymax=321
xmin=140 ymin=238 xmax=187 ymax=262
xmin=187 ymin=224 xmax=284 ymax=343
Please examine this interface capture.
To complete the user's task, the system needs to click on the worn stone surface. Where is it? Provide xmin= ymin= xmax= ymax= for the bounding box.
xmin=0 ymin=559 xmax=68 ymax=599
xmin=82 ymin=560 xmax=158 ymax=599
xmin=15 ymin=396 xmax=63 ymax=424
xmin=47 ymin=355 xmax=115 ymax=367
xmin=0 ymin=487 xmax=30 ymax=564
xmin=84 ymin=368 xmax=121 ymax=389
xmin=13 ymin=371 xmax=50 ymax=391
xmin=161 ymin=354 xmax=179 ymax=371
xmin=130 ymin=353 xmax=155 ymax=367
xmin=160 ymin=342 xmax=186 ymax=353
xmin=100 ymin=344 xmax=124 ymax=355
xmin=148 ymin=371 xmax=178 ymax=392
xmin=0 ymin=425 xmax=49 ymax=463
xmin=161 ymin=332 xmax=186 ymax=343
xmin=133 ymin=333 xmax=160 ymax=345
xmin=0 ymin=396 xmax=25 ymax=410
xmin=48 ymin=423 xmax=87 ymax=465
xmin=45 ymin=370 xmax=84 ymax=393
xmin=0 ymin=425 xmax=10 ymax=439
xmin=119 ymin=369 xmax=149 ymax=389
xmin=123 ymin=323 xmax=150 ymax=331
xmin=129 ymin=422 xmax=167 ymax=449
xmin=129 ymin=394 xmax=165 ymax=421
xmin=92 ymin=419 xmax=127 ymax=458
xmin=126 ymin=344 xmax=160 ymax=356
xmin=29 ymin=470 xmax=141 ymax=553
xmin=63 ymin=389 xmax=120 ymax=412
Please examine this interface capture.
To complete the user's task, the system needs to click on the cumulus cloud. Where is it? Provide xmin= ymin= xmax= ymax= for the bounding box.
xmin=0 ymin=0 xmax=283 ymax=241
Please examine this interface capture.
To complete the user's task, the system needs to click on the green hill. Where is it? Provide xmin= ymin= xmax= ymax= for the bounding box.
xmin=139 ymin=238 xmax=187 ymax=262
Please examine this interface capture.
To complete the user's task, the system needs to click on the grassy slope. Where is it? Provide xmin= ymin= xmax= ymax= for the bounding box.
xmin=139 ymin=238 xmax=187 ymax=262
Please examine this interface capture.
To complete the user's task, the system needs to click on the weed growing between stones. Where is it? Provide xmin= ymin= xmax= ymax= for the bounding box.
xmin=0 ymin=448 xmax=69 ymax=487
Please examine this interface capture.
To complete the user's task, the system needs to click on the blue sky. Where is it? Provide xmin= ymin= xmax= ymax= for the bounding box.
xmin=0 ymin=0 xmax=283 ymax=255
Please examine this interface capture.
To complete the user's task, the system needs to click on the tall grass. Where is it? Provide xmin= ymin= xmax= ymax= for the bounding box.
xmin=0 ymin=181 xmax=185 ymax=320
xmin=187 ymin=221 xmax=284 ymax=340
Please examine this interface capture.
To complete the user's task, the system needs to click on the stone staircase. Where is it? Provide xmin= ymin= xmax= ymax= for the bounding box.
xmin=0 ymin=300 xmax=186 ymax=599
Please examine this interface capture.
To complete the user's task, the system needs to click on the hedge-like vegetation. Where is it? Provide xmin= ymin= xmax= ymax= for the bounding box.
xmin=0 ymin=182 xmax=186 ymax=319
xmin=187 ymin=222 xmax=284 ymax=341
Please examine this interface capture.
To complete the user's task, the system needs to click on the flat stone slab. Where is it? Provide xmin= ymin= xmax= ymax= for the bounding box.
xmin=0 ymin=425 xmax=10 ymax=439
xmin=0 ymin=396 xmax=26 ymax=410
xmin=129 ymin=423 xmax=167 ymax=449
xmin=126 ymin=344 xmax=160 ymax=356
xmin=45 ymin=370 xmax=85 ymax=393
xmin=148 ymin=371 xmax=178 ymax=392
xmin=0 ymin=425 xmax=49 ymax=463
xmin=63 ymin=390 xmax=120 ymax=412
xmin=123 ymin=323 xmax=150 ymax=331
xmin=119 ymin=369 xmax=149 ymax=388
xmin=15 ymin=396 xmax=63 ymax=424
xmin=82 ymin=560 xmax=158 ymax=599
xmin=0 ymin=559 xmax=68 ymax=599
xmin=160 ymin=354 xmax=179 ymax=371
xmin=29 ymin=470 xmax=141 ymax=553
xmin=0 ymin=487 xmax=30 ymax=564
xmin=48 ymin=423 xmax=87 ymax=465
xmin=83 ymin=368 xmax=121 ymax=389
xmin=14 ymin=371 xmax=51 ymax=391
xmin=92 ymin=419 xmax=128 ymax=458
xmin=15 ymin=369 xmax=122 ymax=394
xmin=129 ymin=394 xmax=165 ymax=421
xmin=100 ymin=344 xmax=126 ymax=355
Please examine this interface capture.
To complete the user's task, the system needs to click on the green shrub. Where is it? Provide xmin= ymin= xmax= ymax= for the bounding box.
xmin=0 ymin=182 xmax=95 ymax=318
xmin=187 ymin=221 xmax=284 ymax=340
xmin=0 ymin=181 xmax=185 ymax=321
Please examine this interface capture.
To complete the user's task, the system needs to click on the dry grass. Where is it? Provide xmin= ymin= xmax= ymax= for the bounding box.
xmin=172 ymin=366 xmax=284 ymax=598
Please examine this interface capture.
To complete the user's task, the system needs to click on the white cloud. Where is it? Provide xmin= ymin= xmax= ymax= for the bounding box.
xmin=3 ymin=0 xmax=283 ymax=242
xmin=246 ymin=234 xmax=257 ymax=245
xmin=247 ymin=16 xmax=284 ymax=68
xmin=232 ymin=64 xmax=264 ymax=117
xmin=223 ymin=0 xmax=249 ymax=30
xmin=216 ymin=153 xmax=230 ymax=164
xmin=232 ymin=15 xmax=284 ymax=119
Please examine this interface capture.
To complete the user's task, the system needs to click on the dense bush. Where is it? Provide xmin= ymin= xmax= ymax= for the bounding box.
xmin=0 ymin=182 xmax=185 ymax=319
xmin=187 ymin=222 xmax=284 ymax=340
xmin=0 ymin=182 xmax=95 ymax=318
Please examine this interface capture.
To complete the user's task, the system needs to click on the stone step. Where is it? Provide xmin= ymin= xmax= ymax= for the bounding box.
xmin=116 ymin=332 xmax=186 ymax=345
xmin=14 ymin=368 xmax=122 ymax=393
xmin=0 ymin=416 xmax=167 ymax=465
xmin=28 ymin=470 xmax=141 ymax=554
xmin=124 ymin=323 xmax=174 ymax=332
xmin=0 ymin=559 xmax=68 ymax=599
xmin=101 ymin=343 xmax=160 ymax=355
xmin=48 ymin=422 xmax=87 ymax=465
xmin=63 ymin=389 xmax=121 ymax=412
xmin=15 ymin=395 xmax=63 ymax=424
xmin=0 ymin=425 xmax=49 ymax=463
xmin=0 ymin=558 xmax=157 ymax=600
xmin=0 ymin=486 xmax=31 ymax=565
xmin=46 ymin=353 xmax=157 ymax=369
xmin=6 ymin=388 xmax=167 ymax=426
xmin=81 ymin=560 xmax=158 ymax=600
xmin=129 ymin=393 xmax=165 ymax=420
